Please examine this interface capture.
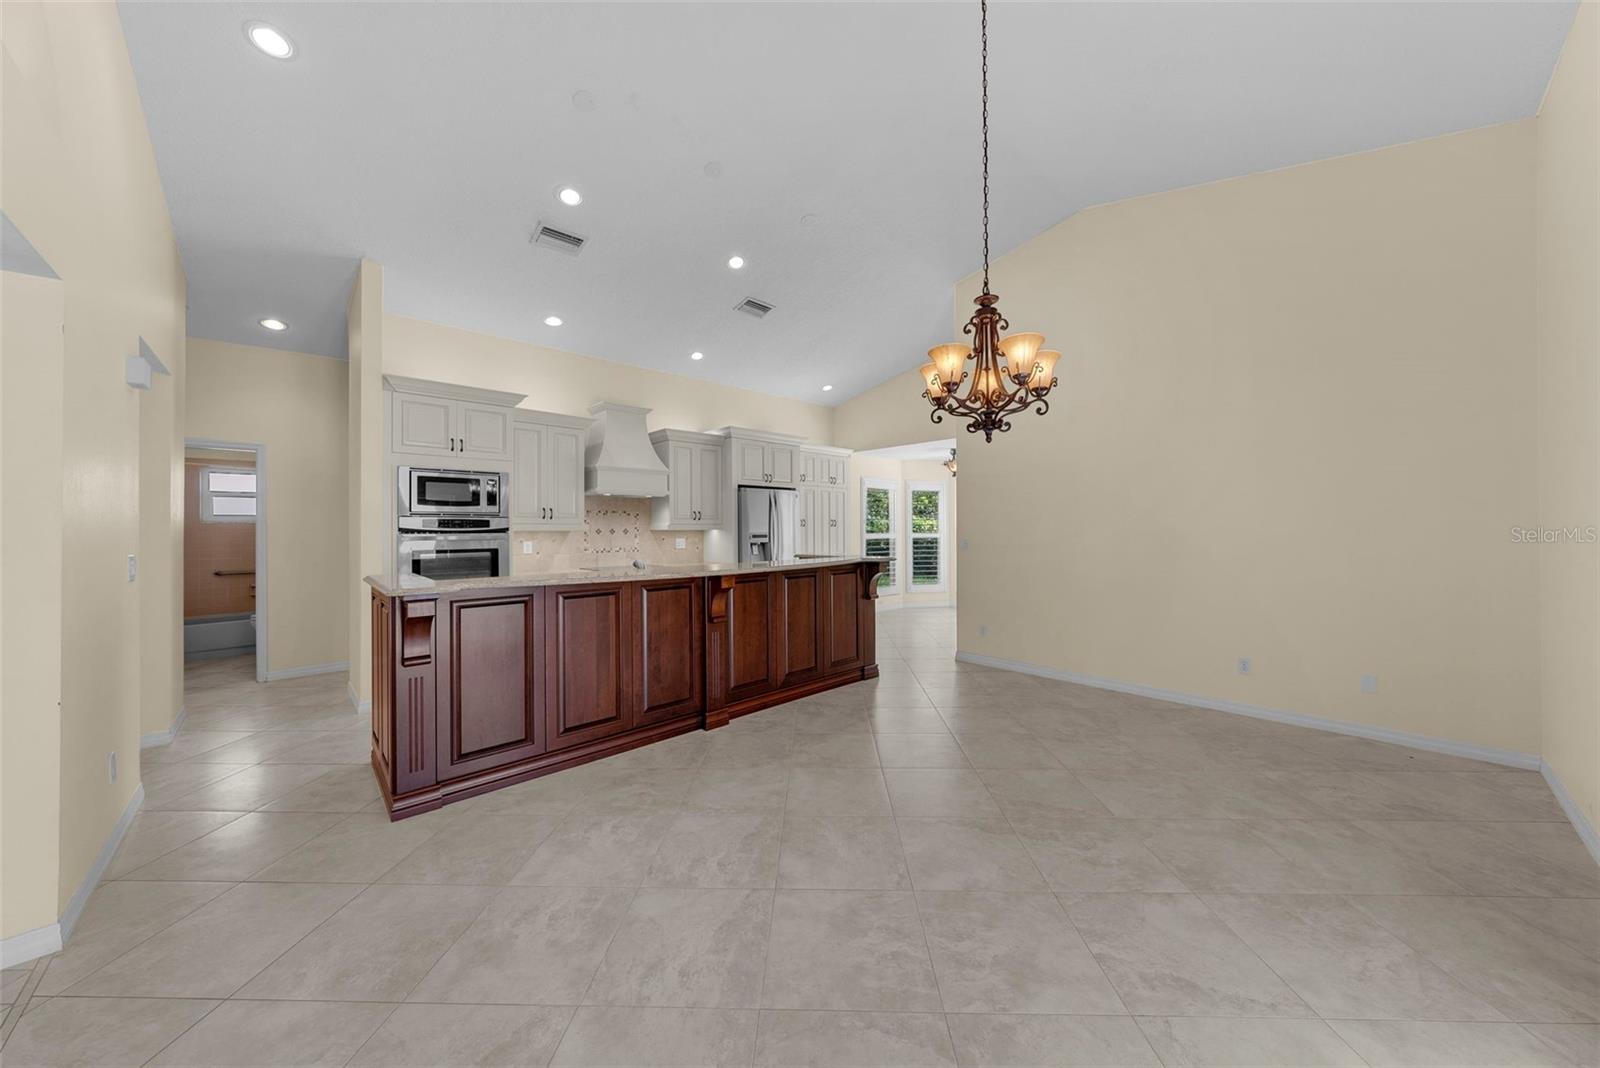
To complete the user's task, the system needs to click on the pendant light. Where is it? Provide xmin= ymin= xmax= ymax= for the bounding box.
xmin=920 ymin=0 xmax=1060 ymax=442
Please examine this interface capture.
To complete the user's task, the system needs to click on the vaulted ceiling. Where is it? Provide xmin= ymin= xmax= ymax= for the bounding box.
xmin=118 ymin=1 xmax=1576 ymax=402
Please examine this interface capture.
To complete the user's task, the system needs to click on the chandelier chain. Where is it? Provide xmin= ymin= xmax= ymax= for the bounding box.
xmin=980 ymin=0 xmax=990 ymax=295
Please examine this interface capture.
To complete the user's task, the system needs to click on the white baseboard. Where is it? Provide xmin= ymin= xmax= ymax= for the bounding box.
xmin=2 ymin=784 xmax=145 ymax=968
xmin=0 ymin=923 xmax=61 ymax=968
xmin=1541 ymin=759 xmax=1600 ymax=868
xmin=954 ymin=650 xmax=1542 ymax=772
xmin=346 ymin=682 xmax=371 ymax=716
xmin=59 ymin=783 xmax=144 ymax=943
xmin=265 ymin=660 xmax=349 ymax=682
xmin=140 ymin=707 xmax=188 ymax=749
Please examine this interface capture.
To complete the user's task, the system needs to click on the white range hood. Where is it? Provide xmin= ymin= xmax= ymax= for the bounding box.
xmin=584 ymin=402 xmax=670 ymax=497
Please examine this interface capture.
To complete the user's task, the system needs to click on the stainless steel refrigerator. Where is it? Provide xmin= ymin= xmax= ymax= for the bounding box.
xmin=738 ymin=486 xmax=797 ymax=563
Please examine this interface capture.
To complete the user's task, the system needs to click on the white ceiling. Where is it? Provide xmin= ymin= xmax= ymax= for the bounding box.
xmin=118 ymin=1 xmax=1576 ymax=403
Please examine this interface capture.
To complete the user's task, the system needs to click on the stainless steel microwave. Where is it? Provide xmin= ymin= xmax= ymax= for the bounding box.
xmin=398 ymin=467 xmax=506 ymax=519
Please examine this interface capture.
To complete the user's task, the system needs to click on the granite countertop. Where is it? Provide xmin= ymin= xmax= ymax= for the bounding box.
xmin=365 ymin=556 xmax=871 ymax=597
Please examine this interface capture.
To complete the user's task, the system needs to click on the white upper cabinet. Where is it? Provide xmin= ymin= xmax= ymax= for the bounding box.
xmin=511 ymin=412 xmax=590 ymax=529
xmin=385 ymin=376 xmax=525 ymax=464
xmin=732 ymin=435 xmax=797 ymax=487
xmin=649 ymin=430 xmax=723 ymax=530
xmin=798 ymin=449 xmax=847 ymax=488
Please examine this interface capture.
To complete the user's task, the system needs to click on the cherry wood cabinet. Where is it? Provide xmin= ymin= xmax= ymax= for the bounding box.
xmin=637 ymin=577 xmax=704 ymax=724
xmin=437 ymin=593 xmax=543 ymax=781
xmin=370 ymin=559 xmax=884 ymax=818
xmin=545 ymin=584 xmax=635 ymax=749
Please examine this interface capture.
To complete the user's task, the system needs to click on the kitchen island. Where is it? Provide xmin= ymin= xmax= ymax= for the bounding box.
xmin=364 ymin=557 xmax=886 ymax=818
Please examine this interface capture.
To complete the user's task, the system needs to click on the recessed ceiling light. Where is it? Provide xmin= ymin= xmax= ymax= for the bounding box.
xmin=690 ymin=351 xmax=705 ymax=361
xmin=258 ymin=318 xmax=287 ymax=332
xmin=544 ymin=316 xmax=563 ymax=327
xmin=244 ymin=22 xmax=294 ymax=60
xmin=822 ymin=384 xmax=833 ymax=392
xmin=557 ymin=187 xmax=583 ymax=207
xmin=727 ymin=255 xmax=745 ymax=270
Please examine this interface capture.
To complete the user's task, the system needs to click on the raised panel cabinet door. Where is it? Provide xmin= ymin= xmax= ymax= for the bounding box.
xmin=667 ymin=442 xmax=696 ymax=526
xmin=737 ymin=440 xmax=768 ymax=484
xmin=694 ymin=444 xmax=723 ymax=526
xmin=777 ymin=569 xmax=822 ymax=686
xmin=545 ymin=585 xmax=636 ymax=749
xmin=457 ymin=402 xmax=512 ymax=460
xmin=823 ymin=566 xmax=865 ymax=673
xmin=827 ymin=490 xmax=846 ymax=556
xmin=767 ymin=445 xmax=796 ymax=485
xmin=542 ymin=425 xmax=585 ymax=526
xmin=510 ymin=423 xmax=545 ymax=526
xmin=436 ymin=593 xmax=544 ymax=781
xmin=636 ymin=578 xmax=704 ymax=723
xmin=795 ymin=487 xmax=813 ymax=557
xmin=725 ymin=573 xmax=777 ymax=699
xmin=393 ymin=392 xmax=455 ymax=455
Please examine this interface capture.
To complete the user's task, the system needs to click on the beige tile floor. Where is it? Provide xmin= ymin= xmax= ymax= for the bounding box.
xmin=3 ymin=609 xmax=1599 ymax=1066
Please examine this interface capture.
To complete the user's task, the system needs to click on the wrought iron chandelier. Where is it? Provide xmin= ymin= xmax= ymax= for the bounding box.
xmin=920 ymin=0 xmax=1059 ymax=442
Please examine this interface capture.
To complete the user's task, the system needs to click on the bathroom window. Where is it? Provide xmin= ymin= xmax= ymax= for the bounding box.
xmin=201 ymin=467 xmax=257 ymax=523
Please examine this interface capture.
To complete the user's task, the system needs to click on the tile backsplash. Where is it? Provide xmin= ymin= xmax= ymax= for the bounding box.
xmin=510 ymin=497 xmax=703 ymax=574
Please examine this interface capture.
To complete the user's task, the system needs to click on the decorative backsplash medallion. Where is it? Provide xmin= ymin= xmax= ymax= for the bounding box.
xmin=511 ymin=497 xmax=703 ymax=574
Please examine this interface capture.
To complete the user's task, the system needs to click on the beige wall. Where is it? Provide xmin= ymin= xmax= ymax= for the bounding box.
xmin=1 ymin=272 xmax=66 ymax=942
xmin=1536 ymin=2 xmax=1599 ymax=828
xmin=1 ymin=0 xmax=188 ymax=932
xmin=834 ymin=370 xmax=941 ymax=455
xmin=347 ymin=262 xmax=386 ymax=705
xmin=186 ymin=340 xmax=350 ymax=673
xmin=926 ymin=122 xmax=1542 ymax=757
xmin=383 ymin=315 xmax=836 ymax=442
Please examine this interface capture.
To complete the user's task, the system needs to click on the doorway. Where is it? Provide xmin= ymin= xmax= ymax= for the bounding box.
xmin=850 ymin=438 xmax=958 ymax=612
xmin=183 ymin=439 xmax=267 ymax=682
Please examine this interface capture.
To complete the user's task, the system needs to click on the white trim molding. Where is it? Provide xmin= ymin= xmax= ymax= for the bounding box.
xmin=3 ymin=784 xmax=145 ymax=967
xmin=954 ymin=650 xmax=1542 ymax=771
xmin=266 ymin=660 xmax=349 ymax=682
xmin=347 ymin=682 xmax=371 ymax=716
xmin=1542 ymin=760 xmax=1600 ymax=868
xmin=140 ymin=707 xmax=188 ymax=749
xmin=0 ymin=923 xmax=61 ymax=969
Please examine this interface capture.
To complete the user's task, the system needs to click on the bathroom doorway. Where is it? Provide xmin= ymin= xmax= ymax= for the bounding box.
xmin=183 ymin=439 xmax=267 ymax=682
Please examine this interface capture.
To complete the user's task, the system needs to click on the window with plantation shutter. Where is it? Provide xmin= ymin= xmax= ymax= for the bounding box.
xmin=861 ymin=478 xmax=898 ymax=593
xmin=907 ymin=482 xmax=946 ymax=591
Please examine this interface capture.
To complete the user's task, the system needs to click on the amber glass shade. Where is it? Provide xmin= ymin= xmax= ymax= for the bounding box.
xmin=919 ymin=362 xmax=946 ymax=399
xmin=1028 ymin=349 xmax=1061 ymax=391
xmin=998 ymin=332 xmax=1045 ymax=382
xmin=928 ymin=343 xmax=969 ymax=387
xmin=971 ymin=364 xmax=1007 ymax=404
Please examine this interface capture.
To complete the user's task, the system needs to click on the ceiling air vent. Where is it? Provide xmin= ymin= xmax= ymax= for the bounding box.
xmin=734 ymin=297 xmax=775 ymax=319
xmin=530 ymin=221 xmax=587 ymax=256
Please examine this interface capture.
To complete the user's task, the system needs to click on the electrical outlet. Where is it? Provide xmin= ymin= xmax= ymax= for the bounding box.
xmin=107 ymin=751 xmax=118 ymax=784
xmin=127 ymin=554 xmax=137 ymax=582
xmin=1361 ymin=673 xmax=1378 ymax=694
xmin=1237 ymin=657 xmax=1252 ymax=675
xmin=675 ymin=537 xmax=686 ymax=550
xmin=521 ymin=540 xmax=533 ymax=555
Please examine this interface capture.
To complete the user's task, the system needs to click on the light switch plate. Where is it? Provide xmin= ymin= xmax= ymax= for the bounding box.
xmin=521 ymin=540 xmax=533 ymax=555
xmin=675 ymin=537 xmax=686 ymax=549
xmin=127 ymin=554 xmax=137 ymax=582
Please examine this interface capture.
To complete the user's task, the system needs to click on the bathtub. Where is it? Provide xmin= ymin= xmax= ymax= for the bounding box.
xmin=184 ymin=612 xmax=256 ymax=660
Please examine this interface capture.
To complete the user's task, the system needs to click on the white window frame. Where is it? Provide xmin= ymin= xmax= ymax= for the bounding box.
xmin=906 ymin=480 xmax=948 ymax=593
xmin=860 ymin=476 xmax=900 ymax=594
xmin=200 ymin=465 xmax=258 ymax=523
